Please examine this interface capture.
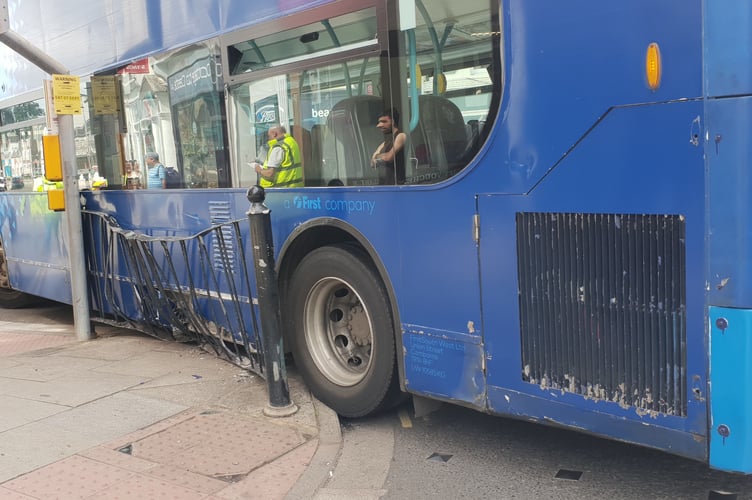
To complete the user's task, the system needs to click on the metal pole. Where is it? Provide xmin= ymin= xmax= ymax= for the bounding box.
xmin=58 ymin=114 xmax=92 ymax=341
xmin=246 ymin=185 xmax=297 ymax=417
xmin=0 ymin=29 xmax=67 ymax=75
xmin=0 ymin=0 xmax=92 ymax=341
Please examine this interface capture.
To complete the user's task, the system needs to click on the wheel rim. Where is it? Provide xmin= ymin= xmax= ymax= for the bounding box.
xmin=303 ymin=276 xmax=374 ymax=387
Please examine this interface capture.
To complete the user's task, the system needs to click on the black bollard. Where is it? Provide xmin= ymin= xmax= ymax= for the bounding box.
xmin=246 ymin=185 xmax=297 ymax=417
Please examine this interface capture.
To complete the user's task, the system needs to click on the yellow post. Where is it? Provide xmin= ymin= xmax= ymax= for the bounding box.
xmin=42 ymin=135 xmax=62 ymax=182
xmin=46 ymin=189 xmax=65 ymax=211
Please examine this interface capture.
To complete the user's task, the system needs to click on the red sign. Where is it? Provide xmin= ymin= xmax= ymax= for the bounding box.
xmin=118 ymin=58 xmax=150 ymax=75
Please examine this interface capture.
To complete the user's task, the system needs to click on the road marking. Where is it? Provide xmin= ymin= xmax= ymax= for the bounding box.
xmin=398 ymin=408 xmax=412 ymax=428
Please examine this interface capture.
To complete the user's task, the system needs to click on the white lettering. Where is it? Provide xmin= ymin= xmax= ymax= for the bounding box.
xmin=311 ymin=107 xmax=330 ymax=118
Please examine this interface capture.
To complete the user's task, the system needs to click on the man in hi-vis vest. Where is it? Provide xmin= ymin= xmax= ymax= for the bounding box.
xmin=250 ymin=125 xmax=303 ymax=188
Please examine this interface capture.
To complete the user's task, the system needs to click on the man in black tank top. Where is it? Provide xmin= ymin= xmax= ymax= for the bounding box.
xmin=371 ymin=108 xmax=406 ymax=185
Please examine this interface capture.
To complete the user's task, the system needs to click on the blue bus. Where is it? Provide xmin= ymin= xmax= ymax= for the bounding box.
xmin=0 ymin=0 xmax=749 ymax=474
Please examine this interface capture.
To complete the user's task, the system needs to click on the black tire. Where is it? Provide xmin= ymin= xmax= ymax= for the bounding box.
xmin=285 ymin=244 xmax=400 ymax=418
xmin=0 ymin=288 xmax=38 ymax=308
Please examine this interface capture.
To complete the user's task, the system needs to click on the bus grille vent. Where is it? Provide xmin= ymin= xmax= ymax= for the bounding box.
xmin=209 ymin=201 xmax=235 ymax=272
xmin=516 ymin=212 xmax=687 ymax=417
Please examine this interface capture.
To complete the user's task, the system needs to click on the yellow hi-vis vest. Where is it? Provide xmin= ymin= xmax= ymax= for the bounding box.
xmin=34 ymin=177 xmax=63 ymax=192
xmin=260 ymin=134 xmax=303 ymax=188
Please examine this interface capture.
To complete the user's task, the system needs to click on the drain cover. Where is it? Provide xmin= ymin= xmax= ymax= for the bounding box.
xmin=426 ymin=453 xmax=453 ymax=463
xmin=555 ymin=469 xmax=582 ymax=481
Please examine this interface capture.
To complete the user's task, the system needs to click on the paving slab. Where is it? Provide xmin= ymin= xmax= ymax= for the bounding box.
xmin=0 ymin=421 xmax=100 ymax=482
xmin=0 ymin=332 xmax=75 ymax=356
xmin=1 ymin=455 xmax=137 ymax=499
xmin=39 ymin=391 xmax=188 ymax=443
xmin=219 ymin=438 xmax=319 ymax=500
xmin=0 ymin=394 xmax=68 ymax=432
xmin=0 ymin=355 xmax=109 ymax=382
xmin=0 ymin=305 xmax=344 ymax=498
xmin=0 ymin=370 xmax=148 ymax=407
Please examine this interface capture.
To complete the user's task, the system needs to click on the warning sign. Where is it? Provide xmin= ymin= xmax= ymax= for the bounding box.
xmin=52 ymin=74 xmax=82 ymax=115
xmin=91 ymin=76 xmax=119 ymax=115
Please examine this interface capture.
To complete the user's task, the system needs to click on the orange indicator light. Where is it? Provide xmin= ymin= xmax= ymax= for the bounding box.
xmin=645 ymin=42 xmax=662 ymax=91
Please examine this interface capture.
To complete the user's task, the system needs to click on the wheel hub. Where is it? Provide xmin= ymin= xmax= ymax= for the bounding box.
xmin=347 ymin=303 xmax=371 ymax=346
xmin=304 ymin=277 xmax=374 ymax=387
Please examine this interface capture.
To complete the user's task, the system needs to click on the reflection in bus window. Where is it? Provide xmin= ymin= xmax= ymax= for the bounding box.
xmin=117 ymin=42 xmax=230 ymax=190
xmin=402 ymin=0 xmax=497 ymax=184
xmin=231 ymin=58 xmax=385 ymax=188
xmin=229 ymin=0 xmax=498 ymax=187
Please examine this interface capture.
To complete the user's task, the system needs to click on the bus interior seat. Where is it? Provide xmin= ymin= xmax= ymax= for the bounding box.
xmin=296 ymin=126 xmax=313 ymax=185
xmin=326 ymin=108 xmax=356 ymax=184
xmin=326 ymin=96 xmax=383 ymax=185
xmin=411 ymin=132 xmax=430 ymax=167
xmin=419 ymin=95 xmax=468 ymax=166
xmin=305 ymin=124 xmax=324 ymax=186
xmin=321 ymin=95 xmax=469 ymax=186
xmin=405 ymin=95 xmax=469 ymax=183
xmin=466 ymin=119 xmax=480 ymax=155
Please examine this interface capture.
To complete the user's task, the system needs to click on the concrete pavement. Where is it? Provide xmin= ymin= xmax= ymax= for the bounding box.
xmin=0 ymin=305 xmax=344 ymax=499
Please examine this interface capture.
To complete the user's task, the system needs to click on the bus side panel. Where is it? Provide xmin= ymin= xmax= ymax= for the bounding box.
xmin=402 ymin=327 xmax=484 ymax=406
xmin=708 ymin=307 xmax=752 ymax=473
xmin=0 ymin=193 xmax=72 ymax=304
xmin=704 ymin=0 xmax=752 ymax=98
xmin=480 ymin=101 xmax=706 ymax=459
xmin=704 ymin=2 xmax=752 ymax=473
xmin=705 ymin=100 xmax=752 ymax=306
xmin=487 ymin=387 xmax=705 ymax=460
xmin=493 ymin=0 xmax=701 ymax=195
xmin=85 ymin=186 xmax=489 ymax=406
xmin=84 ymin=190 xmax=258 ymax=334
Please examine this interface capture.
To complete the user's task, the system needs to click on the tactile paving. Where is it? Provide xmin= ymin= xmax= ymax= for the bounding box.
xmin=216 ymin=438 xmax=318 ymax=500
xmin=84 ymin=474 xmax=207 ymax=500
xmin=0 ymin=485 xmax=36 ymax=499
xmin=0 ymin=332 xmax=74 ymax=357
xmin=78 ymin=446 xmax=158 ymax=473
xmin=0 ymin=455 xmax=135 ymax=498
xmin=144 ymin=463 xmax=228 ymax=494
xmin=131 ymin=412 xmax=305 ymax=478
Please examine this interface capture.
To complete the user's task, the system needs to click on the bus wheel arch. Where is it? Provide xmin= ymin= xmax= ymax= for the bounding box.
xmin=278 ymin=221 xmax=405 ymax=417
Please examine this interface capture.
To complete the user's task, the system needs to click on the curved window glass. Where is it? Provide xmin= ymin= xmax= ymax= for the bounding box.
xmin=399 ymin=0 xmax=501 ymax=185
xmin=88 ymin=42 xmax=232 ymax=190
xmin=227 ymin=0 xmax=501 ymax=188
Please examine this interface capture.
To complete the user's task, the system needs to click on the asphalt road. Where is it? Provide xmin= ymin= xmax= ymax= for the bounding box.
xmin=367 ymin=401 xmax=752 ymax=500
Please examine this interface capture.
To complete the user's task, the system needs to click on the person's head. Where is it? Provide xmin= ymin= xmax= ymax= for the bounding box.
xmin=376 ymin=108 xmax=400 ymax=134
xmin=145 ymin=152 xmax=160 ymax=165
xmin=267 ymin=124 xmax=287 ymax=142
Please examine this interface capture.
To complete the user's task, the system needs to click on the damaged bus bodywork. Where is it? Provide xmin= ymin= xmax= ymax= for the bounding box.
xmin=0 ymin=0 xmax=750 ymax=474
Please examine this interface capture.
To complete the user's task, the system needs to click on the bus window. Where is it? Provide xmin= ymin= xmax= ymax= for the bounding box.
xmin=226 ymin=8 xmax=377 ymax=76
xmin=225 ymin=1 xmax=499 ymax=188
xmin=115 ymin=42 xmax=230 ymax=190
xmin=230 ymin=58 xmax=385 ymax=188
xmin=400 ymin=0 xmax=499 ymax=185
xmin=226 ymin=7 xmax=384 ymax=188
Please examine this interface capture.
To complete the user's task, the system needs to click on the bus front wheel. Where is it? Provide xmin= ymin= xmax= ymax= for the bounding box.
xmin=286 ymin=244 xmax=400 ymax=418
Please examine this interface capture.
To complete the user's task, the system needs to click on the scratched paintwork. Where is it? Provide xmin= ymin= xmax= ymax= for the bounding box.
xmin=3 ymin=0 xmax=752 ymax=474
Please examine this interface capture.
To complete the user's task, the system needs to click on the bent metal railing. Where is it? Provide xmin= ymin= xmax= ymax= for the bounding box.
xmin=81 ymin=210 xmax=265 ymax=376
